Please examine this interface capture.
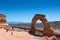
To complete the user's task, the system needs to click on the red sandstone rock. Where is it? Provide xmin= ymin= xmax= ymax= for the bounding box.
xmin=0 ymin=14 xmax=9 ymax=31
xmin=29 ymin=14 xmax=55 ymax=37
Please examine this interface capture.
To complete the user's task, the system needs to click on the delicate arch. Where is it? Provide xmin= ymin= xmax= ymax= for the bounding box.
xmin=29 ymin=14 xmax=55 ymax=37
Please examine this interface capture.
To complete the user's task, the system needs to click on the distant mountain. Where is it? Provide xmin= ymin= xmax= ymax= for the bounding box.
xmin=50 ymin=21 xmax=60 ymax=29
xmin=8 ymin=21 xmax=22 ymax=24
xmin=8 ymin=21 xmax=60 ymax=29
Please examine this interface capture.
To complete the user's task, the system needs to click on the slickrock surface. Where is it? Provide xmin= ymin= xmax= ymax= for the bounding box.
xmin=0 ymin=28 xmax=56 ymax=40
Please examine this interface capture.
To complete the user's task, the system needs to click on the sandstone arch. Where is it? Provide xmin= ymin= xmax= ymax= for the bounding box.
xmin=29 ymin=14 xmax=55 ymax=37
xmin=0 ymin=14 xmax=9 ymax=31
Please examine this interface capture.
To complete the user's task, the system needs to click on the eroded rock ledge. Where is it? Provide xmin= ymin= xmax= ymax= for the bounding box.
xmin=0 ymin=14 xmax=9 ymax=31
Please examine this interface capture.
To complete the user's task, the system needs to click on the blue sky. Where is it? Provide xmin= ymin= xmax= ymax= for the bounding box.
xmin=0 ymin=0 xmax=60 ymax=23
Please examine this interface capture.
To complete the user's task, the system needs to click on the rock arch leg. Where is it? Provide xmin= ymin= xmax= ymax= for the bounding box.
xmin=29 ymin=17 xmax=37 ymax=35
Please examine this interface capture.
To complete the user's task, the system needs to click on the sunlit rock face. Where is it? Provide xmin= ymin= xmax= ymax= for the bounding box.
xmin=29 ymin=14 xmax=55 ymax=37
xmin=0 ymin=14 xmax=9 ymax=30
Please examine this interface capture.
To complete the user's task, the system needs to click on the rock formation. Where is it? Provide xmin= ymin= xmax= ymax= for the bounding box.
xmin=29 ymin=14 xmax=55 ymax=37
xmin=0 ymin=14 xmax=9 ymax=31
